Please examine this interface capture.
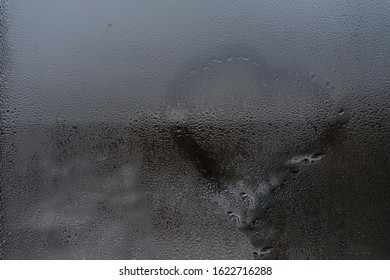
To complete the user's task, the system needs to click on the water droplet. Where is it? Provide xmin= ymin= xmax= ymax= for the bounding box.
xmin=189 ymin=68 xmax=198 ymax=75
xmin=211 ymin=58 xmax=223 ymax=64
xmin=228 ymin=211 xmax=242 ymax=225
xmin=312 ymin=153 xmax=325 ymax=161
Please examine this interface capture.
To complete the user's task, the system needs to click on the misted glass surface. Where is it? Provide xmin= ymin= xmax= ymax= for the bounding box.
xmin=1 ymin=0 xmax=390 ymax=259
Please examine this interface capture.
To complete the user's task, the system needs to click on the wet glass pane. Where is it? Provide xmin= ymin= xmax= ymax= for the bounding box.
xmin=1 ymin=1 xmax=390 ymax=259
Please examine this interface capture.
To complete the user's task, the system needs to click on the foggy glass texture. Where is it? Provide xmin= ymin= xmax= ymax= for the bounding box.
xmin=1 ymin=0 xmax=390 ymax=259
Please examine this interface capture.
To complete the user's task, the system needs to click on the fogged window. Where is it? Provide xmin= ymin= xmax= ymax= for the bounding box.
xmin=1 ymin=1 xmax=390 ymax=259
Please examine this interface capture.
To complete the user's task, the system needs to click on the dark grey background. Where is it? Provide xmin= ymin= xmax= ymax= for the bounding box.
xmin=1 ymin=0 xmax=390 ymax=259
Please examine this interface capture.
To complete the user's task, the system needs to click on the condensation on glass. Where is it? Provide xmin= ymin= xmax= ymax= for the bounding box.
xmin=1 ymin=0 xmax=390 ymax=259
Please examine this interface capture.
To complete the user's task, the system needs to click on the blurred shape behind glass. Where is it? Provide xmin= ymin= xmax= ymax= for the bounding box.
xmin=1 ymin=0 xmax=390 ymax=259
